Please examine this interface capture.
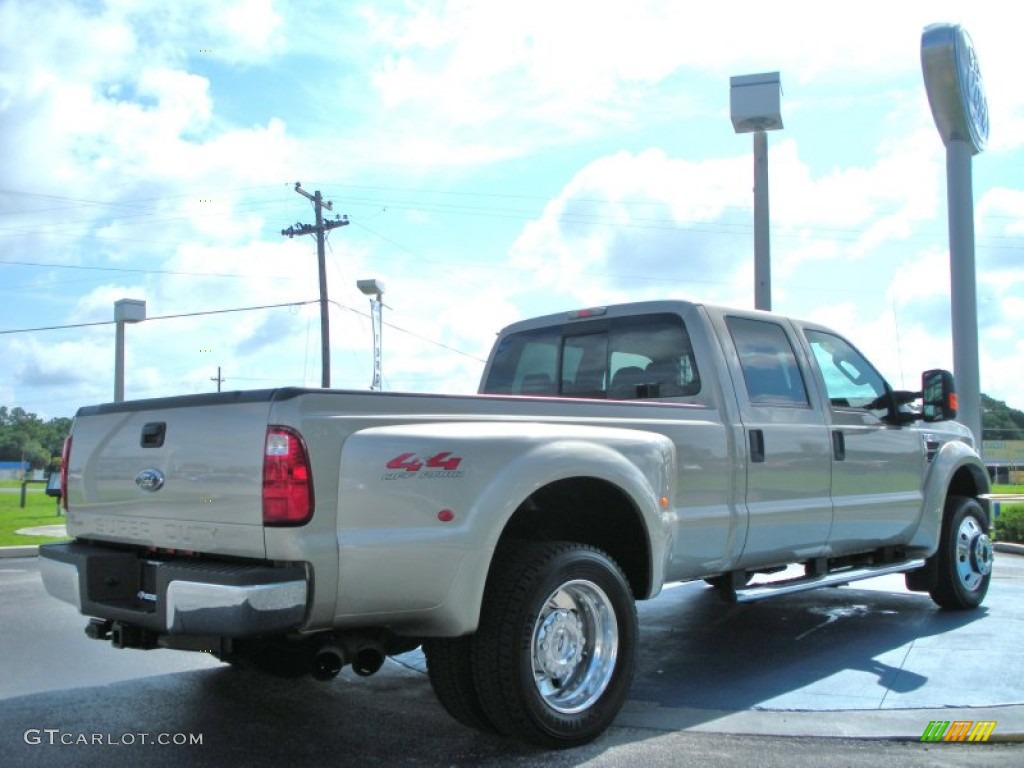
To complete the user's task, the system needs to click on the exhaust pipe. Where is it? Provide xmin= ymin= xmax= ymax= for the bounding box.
xmin=85 ymin=619 xmax=113 ymax=641
xmin=352 ymin=645 xmax=385 ymax=677
xmin=311 ymin=645 xmax=346 ymax=681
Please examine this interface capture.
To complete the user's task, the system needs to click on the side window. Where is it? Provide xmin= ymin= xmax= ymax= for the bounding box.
xmin=484 ymin=327 xmax=559 ymax=395
xmin=805 ymin=330 xmax=887 ymax=408
xmin=727 ymin=317 xmax=809 ymax=407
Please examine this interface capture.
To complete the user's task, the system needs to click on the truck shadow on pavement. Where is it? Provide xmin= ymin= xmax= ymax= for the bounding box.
xmin=1 ymin=578 xmax=1013 ymax=767
xmin=631 ymin=580 xmax=997 ymax=716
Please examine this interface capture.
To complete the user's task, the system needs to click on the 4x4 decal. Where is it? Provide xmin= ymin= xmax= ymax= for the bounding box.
xmin=383 ymin=452 xmax=464 ymax=480
xmin=386 ymin=452 xmax=462 ymax=472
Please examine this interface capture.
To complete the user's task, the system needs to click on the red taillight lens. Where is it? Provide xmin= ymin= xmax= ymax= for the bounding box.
xmin=262 ymin=426 xmax=314 ymax=526
xmin=60 ymin=436 xmax=71 ymax=511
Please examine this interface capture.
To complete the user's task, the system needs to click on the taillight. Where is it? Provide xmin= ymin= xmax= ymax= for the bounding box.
xmin=60 ymin=436 xmax=71 ymax=511
xmin=262 ymin=426 xmax=314 ymax=526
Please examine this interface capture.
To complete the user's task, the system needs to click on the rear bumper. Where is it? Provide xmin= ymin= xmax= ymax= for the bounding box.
xmin=39 ymin=541 xmax=308 ymax=636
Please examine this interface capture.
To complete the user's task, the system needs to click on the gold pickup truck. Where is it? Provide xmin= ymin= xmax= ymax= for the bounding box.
xmin=40 ymin=300 xmax=992 ymax=748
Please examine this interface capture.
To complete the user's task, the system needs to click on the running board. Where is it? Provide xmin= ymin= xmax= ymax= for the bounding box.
xmin=733 ymin=559 xmax=926 ymax=603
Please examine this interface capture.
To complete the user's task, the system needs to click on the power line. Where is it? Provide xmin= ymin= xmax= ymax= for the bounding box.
xmin=0 ymin=297 xmax=488 ymax=363
xmin=328 ymin=300 xmax=487 ymax=363
xmin=6 ymin=180 xmax=1024 ymax=223
xmin=0 ymin=300 xmax=320 ymax=335
xmin=3 ymin=182 xmax=1020 ymax=248
xmin=0 ymin=258 xmax=268 ymax=279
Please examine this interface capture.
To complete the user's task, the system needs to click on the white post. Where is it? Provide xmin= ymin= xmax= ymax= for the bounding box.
xmin=947 ymin=139 xmax=982 ymax=447
xmin=753 ymin=130 xmax=771 ymax=311
xmin=921 ymin=24 xmax=988 ymax=453
xmin=730 ymin=72 xmax=782 ymax=312
xmin=357 ymin=279 xmax=386 ymax=391
xmin=114 ymin=319 xmax=126 ymax=402
xmin=370 ymin=294 xmax=383 ymax=391
xmin=113 ymin=299 xmax=146 ymax=403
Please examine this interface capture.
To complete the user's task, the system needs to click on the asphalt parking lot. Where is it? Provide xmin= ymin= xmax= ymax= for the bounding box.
xmin=622 ymin=550 xmax=1024 ymax=739
xmin=1 ymin=552 xmax=1021 ymax=766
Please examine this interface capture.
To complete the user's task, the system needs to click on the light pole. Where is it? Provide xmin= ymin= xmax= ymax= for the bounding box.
xmin=730 ymin=72 xmax=783 ymax=311
xmin=357 ymin=279 xmax=386 ymax=391
xmin=113 ymin=298 xmax=146 ymax=402
xmin=921 ymin=23 xmax=989 ymax=450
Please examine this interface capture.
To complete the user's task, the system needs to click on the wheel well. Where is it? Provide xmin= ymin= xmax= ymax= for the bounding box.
xmin=947 ymin=464 xmax=990 ymax=521
xmin=497 ymin=477 xmax=651 ymax=598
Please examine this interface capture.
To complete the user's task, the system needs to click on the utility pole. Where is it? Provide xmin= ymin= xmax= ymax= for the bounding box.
xmin=281 ymin=182 xmax=349 ymax=388
xmin=211 ymin=366 xmax=225 ymax=392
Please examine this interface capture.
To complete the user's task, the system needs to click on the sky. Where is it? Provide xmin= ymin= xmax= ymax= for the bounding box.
xmin=0 ymin=0 xmax=1022 ymax=420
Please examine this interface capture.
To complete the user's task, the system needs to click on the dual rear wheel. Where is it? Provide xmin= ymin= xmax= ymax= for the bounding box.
xmin=423 ymin=541 xmax=637 ymax=749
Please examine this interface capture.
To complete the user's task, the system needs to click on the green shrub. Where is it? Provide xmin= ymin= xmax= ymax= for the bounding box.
xmin=994 ymin=504 xmax=1024 ymax=544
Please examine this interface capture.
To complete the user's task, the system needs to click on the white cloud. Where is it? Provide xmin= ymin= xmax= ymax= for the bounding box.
xmin=509 ymin=148 xmax=756 ymax=309
xmin=1 ymin=0 xmax=1022 ymax=420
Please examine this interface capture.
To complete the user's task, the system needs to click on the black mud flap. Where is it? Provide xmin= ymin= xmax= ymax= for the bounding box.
xmin=904 ymin=556 xmax=938 ymax=592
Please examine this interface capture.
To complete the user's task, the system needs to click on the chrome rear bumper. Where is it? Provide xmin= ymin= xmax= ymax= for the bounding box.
xmin=39 ymin=541 xmax=308 ymax=637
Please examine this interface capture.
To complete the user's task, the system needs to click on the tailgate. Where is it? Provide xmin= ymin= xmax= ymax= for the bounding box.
xmin=66 ymin=392 xmax=275 ymax=558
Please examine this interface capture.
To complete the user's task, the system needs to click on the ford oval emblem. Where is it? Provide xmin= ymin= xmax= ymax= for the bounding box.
xmin=135 ymin=468 xmax=165 ymax=493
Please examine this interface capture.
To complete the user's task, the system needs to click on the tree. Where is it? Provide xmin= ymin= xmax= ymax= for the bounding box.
xmin=982 ymin=394 xmax=1024 ymax=440
xmin=0 ymin=407 xmax=73 ymax=468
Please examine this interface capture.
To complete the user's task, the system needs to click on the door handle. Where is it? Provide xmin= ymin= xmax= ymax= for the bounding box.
xmin=832 ymin=430 xmax=846 ymax=461
xmin=749 ymin=429 xmax=765 ymax=463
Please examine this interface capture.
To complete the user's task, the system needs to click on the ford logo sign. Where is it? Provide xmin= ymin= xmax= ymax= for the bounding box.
xmin=135 ymin=469 xmax=165 ymax=493
xmin=921 ymin=24 xmax=989 ymax=155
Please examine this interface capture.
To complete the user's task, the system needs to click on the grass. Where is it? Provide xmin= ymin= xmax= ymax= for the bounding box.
xmin=4 ymin=482 xmax=1020 ymax=547
xmin=991 ymin=483 xmax=1024 ymax=495
xmin=991 ymin=484 xmax=1024 ymax=544
xmin=0 ymin=486 xmax=69 ymax=547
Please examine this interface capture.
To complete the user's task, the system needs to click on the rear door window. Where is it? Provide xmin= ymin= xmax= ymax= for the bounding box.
xmin=726 ymin=317 xmax=809 ymax=407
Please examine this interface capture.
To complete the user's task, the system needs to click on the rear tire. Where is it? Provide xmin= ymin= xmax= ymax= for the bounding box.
xmin=470 ymin=541 xmax=637 ymax=749
xmin=423 ymin=636 xmax=498 ymax=734
xmin=929 ymin=496 xmax=993 ymax=610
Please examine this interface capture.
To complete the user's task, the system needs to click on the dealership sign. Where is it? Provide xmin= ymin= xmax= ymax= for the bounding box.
xmin=921 ymin=23 xmax=989 ymax=154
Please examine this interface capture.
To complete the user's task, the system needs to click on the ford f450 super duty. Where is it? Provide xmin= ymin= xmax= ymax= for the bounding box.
xmin=39 ymin=300 xmax=992 ymax=748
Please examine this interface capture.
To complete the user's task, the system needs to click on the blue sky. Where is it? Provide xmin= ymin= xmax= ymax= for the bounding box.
xmin=1 ymin=0 xmax=1022 ymax=419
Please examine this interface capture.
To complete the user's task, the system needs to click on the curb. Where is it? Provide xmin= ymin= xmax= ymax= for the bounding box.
xmin=617 ymin=702 xmax=1024 ymax=742
xmin=994 ymin=541 xmax=1024 ymax=556
xmin=0 ymin=545 xmax=38 ymax=559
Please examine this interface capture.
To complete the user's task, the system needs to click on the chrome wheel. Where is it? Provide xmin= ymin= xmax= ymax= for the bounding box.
xmin=955 ymin=515 xmax=993 ymax=592
xmin=471 ymin=541 xmax=637 ymax=747
xmin=530 ymin=579 xmax=618 ymax=715
xmin=929 ymin=496 xmax=991 ymax=610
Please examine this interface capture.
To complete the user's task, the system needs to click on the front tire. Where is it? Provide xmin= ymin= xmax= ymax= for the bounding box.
xmin=470 ymin=541 xmax=637 ymax=749
xmin=929 ymin=496 xmax=993 ymax=610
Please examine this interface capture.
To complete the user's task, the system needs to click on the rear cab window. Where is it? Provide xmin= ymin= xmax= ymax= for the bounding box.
xmin=483 ymin=313 xmax=701 ymax=400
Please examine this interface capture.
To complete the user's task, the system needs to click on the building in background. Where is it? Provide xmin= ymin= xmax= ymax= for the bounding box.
xmin=983 ymin=441 xmax=1024 ymax=484
xmin=0 ymin=460 xmax=29 ymax=481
